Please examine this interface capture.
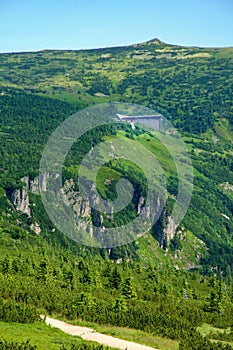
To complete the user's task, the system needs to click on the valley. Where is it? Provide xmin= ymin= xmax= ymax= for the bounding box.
xmin=0 ymin=39 xmax=233 ymax=349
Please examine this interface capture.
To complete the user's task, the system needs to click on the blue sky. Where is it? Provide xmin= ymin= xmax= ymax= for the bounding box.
xmin=1 ymin=0 xmax=233 ymax=52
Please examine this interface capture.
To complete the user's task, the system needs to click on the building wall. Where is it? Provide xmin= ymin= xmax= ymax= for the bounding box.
xmin=127 ymin=118 xmax=162 ymax=131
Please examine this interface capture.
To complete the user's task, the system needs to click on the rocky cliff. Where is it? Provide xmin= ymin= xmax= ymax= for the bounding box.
xmin=9 ymin=174 xmax=46 ymax=218
xmin=10 ymin=186 xmax=31 ymax=217
xmin=9 ymin=175 xmax=177 ymax=246
xmin=152 ymin=208 xmax=178 ymax=249
xmin=9 ymin=176 xmax=41 ymax=234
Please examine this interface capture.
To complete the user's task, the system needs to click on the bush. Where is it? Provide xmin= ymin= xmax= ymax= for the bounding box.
xmin=0 ymin=299 xmax=39 ymax=324
xmin=0 ymin=339 xmax=36 ymax=350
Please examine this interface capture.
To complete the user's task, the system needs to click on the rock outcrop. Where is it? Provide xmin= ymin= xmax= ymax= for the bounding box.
xmin=9 ymin=174 xmax=177 ymax=245
xmin=164 ymin=215 xmax=178 ymax=243
xmin=152 ymin=208 xmax=178 ymax=249
xmin=9 ymin=176 xmax=42 ymax=234
xmin=61 ymin=178 xmax=91 ymax=217
xmin=10 ymin=186 xmax=31 ymax=217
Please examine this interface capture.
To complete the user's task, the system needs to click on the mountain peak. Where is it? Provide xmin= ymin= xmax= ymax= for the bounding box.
xmin=145 ymin=38 xmax=163 ymax=44
xmin=132 ymin=38 xmax=164 ymax=48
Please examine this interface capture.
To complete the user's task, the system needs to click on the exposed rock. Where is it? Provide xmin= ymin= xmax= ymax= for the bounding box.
xmin=10 ymin=187 xmax=31 ymax=217
xmin=30 ymin=222 xmax=41 ymax=235
xmin=21 ymin=176 xmax=39 ymax=193
xmin=152 ymin=209 xmax=178 ymax=249
xmin=10 ymin=172 xmax=61 ymax=234
xmin=60 ymin=178 xmax=91 ymax=217
xmin=221 ymin=213 xmax=230 ymax=220
xmin=9 ymin=175 xmax=43 ymax=233
xmin=221 ymin=182 xmax=233 ymax=192
xmin=38 ymin=172 xmax=60 ymax=192
xmin=10 ymin=174 xmax=45 ymax=217
xmin=212 ymin=135 xmax=219 ymax=144
xmin=164 ymin=216 xmax=178 ymax=242
xmin=9 ymin=174 xmax=170 ymax=246
xmin=137 ymin=196 xmax=145 ymax=215
xmin=115 ymin=258 xmax=122 ymax=264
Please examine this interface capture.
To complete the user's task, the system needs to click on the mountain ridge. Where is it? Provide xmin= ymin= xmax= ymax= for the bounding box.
xmin=1 ymin=37 xmax=233 ymax=55
xmin=0 ymin=37 xmax=233 ymax=349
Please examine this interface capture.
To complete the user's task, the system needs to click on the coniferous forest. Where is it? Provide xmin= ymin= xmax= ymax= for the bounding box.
xmin=0 ymin=39 xmax=233 ymax=349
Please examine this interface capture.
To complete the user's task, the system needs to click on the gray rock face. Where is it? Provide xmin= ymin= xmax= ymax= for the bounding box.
xmin=137 ymin=196 xmax=145 ymax=215
xmin=11 ymin=187 xmax=31 ymax=217
xmin=10 ymin=173 xmax=60 ymax=216
xmin=10 ymin=176 xmax=42 ymax=234
xmin=60 ymin=178 xmax=91 ymax=217
xmin=153 ymin=208 xmax=178 ymax=249
xmin=9 ymin=175 xmax=176 ymax=244
xmin=59 ymin=180 xmax=107 ymax=240
xmin=21 ymin=176 xmax=39 ymax=193
xmin=10 ymin=175 xmax=43 ymax=217
xmin=60 ymin=183 xmax=173 ymax=246
xmin=164 ymin=216 xmax=178 ymax=243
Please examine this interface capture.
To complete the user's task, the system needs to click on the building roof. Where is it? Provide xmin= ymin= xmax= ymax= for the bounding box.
xmin=116 ymin=113 xmax=162 ymax=120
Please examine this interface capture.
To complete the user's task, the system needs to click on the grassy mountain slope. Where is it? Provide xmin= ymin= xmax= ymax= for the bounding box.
xmin=0 ymin=40 xmax=233 ymax=349
xmin=0 ymin=39 xmax=232 ymax=134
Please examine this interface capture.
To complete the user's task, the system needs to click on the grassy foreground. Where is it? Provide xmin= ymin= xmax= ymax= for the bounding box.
xmin=0 ymin=321 xmax=117 ymax=350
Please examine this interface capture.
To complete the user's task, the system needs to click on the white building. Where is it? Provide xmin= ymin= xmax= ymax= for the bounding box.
xmin=116 ymin=113 xmax=163 ymax=131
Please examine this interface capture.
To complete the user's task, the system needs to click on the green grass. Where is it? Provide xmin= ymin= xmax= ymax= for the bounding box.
xmin=136 ymin=232 xmax=172 ymax=267
xmin=197 ymin=323 xmax=228 ymax=337
xmin=214 ymin=118 xmax=233 ymax=141
xmin=137 ymin=134 xmax=177 ymax=176
xmin=170 ymin=230 xmax=207 ymax=269
xmin=198 ymin=323 xmax=233 ymax=347
xmin=96 ymin=166 xmax=121 ymax=199
xmin=0 ymin=321 xmax=116 ymax=350
xmin=0 ymin=321 xmax=80 ymax=350
xmin=1 ymin=314 xmax=178 ymax=350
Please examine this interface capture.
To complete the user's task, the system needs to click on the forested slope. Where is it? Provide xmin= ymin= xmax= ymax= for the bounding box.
xmin=0 ymin=40 xmax=233 ymax=349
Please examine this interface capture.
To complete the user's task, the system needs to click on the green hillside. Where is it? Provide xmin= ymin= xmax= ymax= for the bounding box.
xmin=0 ymin=40 xmax=233 ymax=349
xmin=0 ymin=39 xmax=232 ymax=134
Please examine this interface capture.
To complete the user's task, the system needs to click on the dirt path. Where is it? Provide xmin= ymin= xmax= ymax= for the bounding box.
xmin=43 ymin=316 xmax=159 ymax=350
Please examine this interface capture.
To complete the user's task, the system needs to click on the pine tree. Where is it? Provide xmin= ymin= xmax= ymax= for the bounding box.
xmin=122 ymin=277 xmax=137 ymax=299
xmin=113 ymin=297 xmax=128 ymax=313
xmin=109 ymin=266 xmax=122 ymax=290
